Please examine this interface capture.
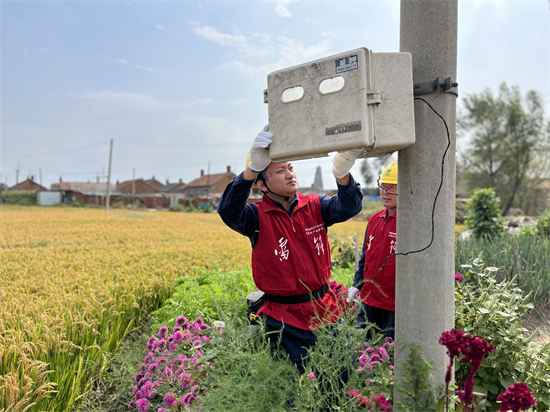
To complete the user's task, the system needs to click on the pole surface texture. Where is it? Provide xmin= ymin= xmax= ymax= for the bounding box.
xmin=396 ymin=0 xmax=457 ymax=407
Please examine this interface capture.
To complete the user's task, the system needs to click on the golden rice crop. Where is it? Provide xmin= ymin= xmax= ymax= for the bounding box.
xmin=0 ymin=207 xmax=250 ymax=411
xmin=0 ymin=206 xmax=364 ymax=411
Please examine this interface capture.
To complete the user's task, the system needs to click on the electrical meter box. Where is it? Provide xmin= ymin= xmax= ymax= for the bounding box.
xmin=265 ymin=48 xmax=415 ymax=162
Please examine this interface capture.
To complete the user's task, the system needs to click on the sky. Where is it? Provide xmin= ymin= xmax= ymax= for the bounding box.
xmin=1 ymin=0 xmax=549 ymax=190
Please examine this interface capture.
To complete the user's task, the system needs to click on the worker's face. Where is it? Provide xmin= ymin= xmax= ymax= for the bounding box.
xmin=379 ymin=183 xmax=398 ymax=210
xmin=258 ymin=162 xmax=298 ymax=197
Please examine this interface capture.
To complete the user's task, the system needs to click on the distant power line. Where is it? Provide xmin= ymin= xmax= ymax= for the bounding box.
xmin=8 ymin=141 xmax=110 ymax=159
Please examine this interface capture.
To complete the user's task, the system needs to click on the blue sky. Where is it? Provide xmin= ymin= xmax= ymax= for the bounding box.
xmin=2 ymin=1 xmax=549 ymax=190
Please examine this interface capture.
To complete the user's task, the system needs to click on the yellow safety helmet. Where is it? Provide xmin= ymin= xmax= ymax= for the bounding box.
xmin=379 ymin=162 xmax=398 ymax=185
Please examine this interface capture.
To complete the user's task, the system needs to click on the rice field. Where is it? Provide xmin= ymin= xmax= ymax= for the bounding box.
xmin=0 ymin=206 xmax=365 ymax=411
xmin=0 ymin=207 xmax=253 ymax=411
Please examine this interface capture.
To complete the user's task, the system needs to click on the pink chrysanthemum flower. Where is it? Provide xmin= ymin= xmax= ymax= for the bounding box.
xmin=176 ymin=316 xmax=188 ymax=328
xmin=136 ymin=397 xmax=150 ymax=412
xmin=158 ymin=326 xmax=169 ymax=340
xmin=173 ymin=331 xmax=184 ymax=343
xmin=163 ymin=393 xmax=178 ymax=407
xmin=181 ymin=392 xmax=196 ymax=405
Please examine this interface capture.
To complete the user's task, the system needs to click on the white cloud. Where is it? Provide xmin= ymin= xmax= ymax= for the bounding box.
xmin=191 ymin=25 xmax=331 ymax=80
xmin=41 ymin=47 xmax=51 ymax=52
xmin=71 ymin=91 xmax=178 ymax=112
xmin=198 ymin=98 xmax=212 ymax=105
xmin=273 ymin=0 xmax=296 ymax=18
xmin=116 ymin=59 xmax=128 ymax=64
xmin=134 ymin=64 xmax=170 ymax=78
xmin=192 ymin=26 xmax=247 ymax=47
xmin=229 ymin=99 xmax=248 ymax=106
xmin=192 ymin=25 xmax=273 ymax=58
xmin=155 ymin=24 xmax=167 ymax=31
xmin=222 ymin=37 xmax=332 ymax=80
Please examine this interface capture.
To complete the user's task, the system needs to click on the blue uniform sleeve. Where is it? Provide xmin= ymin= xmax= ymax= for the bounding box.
xmin=353 ymin=227 xmax=368 ymax=288
xmin=319 ymin=173 xmax=363 ymax=227
xmin=217 ymin=173 xmax=259 ymax=242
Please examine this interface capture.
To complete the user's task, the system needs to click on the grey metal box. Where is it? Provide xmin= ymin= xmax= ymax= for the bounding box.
xmin=265 ymin=48 xmax=415 ymax=162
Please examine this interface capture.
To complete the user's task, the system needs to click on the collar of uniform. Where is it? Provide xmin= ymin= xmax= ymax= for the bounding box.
xmin=261 ymin=192 xmax=309 ymax=214
xmin=385 ymin=208 xmax=397 ymax=219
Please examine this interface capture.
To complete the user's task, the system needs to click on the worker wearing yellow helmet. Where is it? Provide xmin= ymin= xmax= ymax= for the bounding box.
xmin=348 ymin=162 xmax=398 ymax=340
xmin=218 ymin=124 xmax=364 ymax=377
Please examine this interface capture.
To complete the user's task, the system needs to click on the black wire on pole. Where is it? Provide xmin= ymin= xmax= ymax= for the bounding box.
xmin=370 ymin=97 xmax=451 ymax=284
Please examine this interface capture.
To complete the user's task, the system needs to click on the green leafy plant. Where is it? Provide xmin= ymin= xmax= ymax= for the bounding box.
xmin=1 ymin=190 xmax=37 ymax=205
xmin=465 ymin=188 xmax=504 ymax=239
xmin=536 ymin=211 xmax=550 ymax=238
xmin=394 ymin=343 xmax=438 ymax=412
xmin=455 ymin=258 xmax=550 ymax=410
xmin=330 ymin=237 xmax=357 ymax=269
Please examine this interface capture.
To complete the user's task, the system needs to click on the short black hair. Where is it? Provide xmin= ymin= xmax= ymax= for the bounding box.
xmin=255 ymin=170 xmax=268 ymax=185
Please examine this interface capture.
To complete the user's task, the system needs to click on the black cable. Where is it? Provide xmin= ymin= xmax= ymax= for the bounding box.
xmin=370 ymin=97 xmax=451 ymax=284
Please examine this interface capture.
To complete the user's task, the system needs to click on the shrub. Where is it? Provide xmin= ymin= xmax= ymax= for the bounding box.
xmin=536 ymin=211 xmax=550 ymax=238
xmin=465 ymin=188 xmax=503 ymax=238
xmin=1 ymin=191 xmax=37 ymax=205
xmin=169 ymin=204 xmax=186 ymax=212
xmin=455 ymin=258 xmax=550 ymax=410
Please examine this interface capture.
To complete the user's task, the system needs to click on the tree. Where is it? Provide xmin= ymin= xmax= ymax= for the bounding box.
xmin=459 ymin=83 xmax=550 ymax=215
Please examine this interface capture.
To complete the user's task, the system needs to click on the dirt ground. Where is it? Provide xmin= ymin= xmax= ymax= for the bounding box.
xmin=523 ymin=307 xmax=550 ymax=344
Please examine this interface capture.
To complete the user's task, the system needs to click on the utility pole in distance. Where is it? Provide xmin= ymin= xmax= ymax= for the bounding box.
xmin=395 ymin=1 xmax=457 ymax=408
xmin=132 ymin=168 xmax=136 ymax=208
xmin=105 ymin=139 xmax=113 ymax=211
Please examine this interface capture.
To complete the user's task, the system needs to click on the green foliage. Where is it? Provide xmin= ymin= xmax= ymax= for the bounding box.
xmin=536 ymin=211 xmax=550 ymax=238
xmin=330 ymin=237 xmax=357 ymax=269
xmin=394 ymin=343 xmax=438 ymax=412
xmin=112 ymin=200 xmax=125 ymax=209
xmin=465 ymin=188 xmax=504 ymax=239
xmin=459 ymin=83 xmax=550 ymax=215
xmin=151 ymin=267 xmax=255 ymax=330
xmin=455 ymin=259 xmax=550 ymax=410
xmin=204 ymin=203 xmax=216 ymax=213
xmin=1 ymin=190 xmax=37 ymax=205
xmin=169 ymin=204 xmax=186 ymax=212
xmin=455 ymin=235 xmax=550 ymax=307
xmin=200 ymin=321 xmax=300 ymax=412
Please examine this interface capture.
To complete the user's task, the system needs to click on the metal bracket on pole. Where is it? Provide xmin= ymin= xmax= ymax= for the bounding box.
xmin=413 ymin=77 xmax=458 ymax=97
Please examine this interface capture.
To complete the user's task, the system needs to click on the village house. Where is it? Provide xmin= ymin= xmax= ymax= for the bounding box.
xmin=159 ymin=179 xmax=187 ymax=207
xmin=181 ymin=166 xmax=236 ymax=208
xmin=8 ymin=176 xmax=47 ymax=192
xmin=51 ymin=178 xmax=108 ymax=205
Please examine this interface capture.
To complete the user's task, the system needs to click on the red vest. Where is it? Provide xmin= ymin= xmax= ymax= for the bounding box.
xmin=360 ymin=209 xmax=397 ymax=311
xmin=252 ymin=193 xmax=342 ymax=330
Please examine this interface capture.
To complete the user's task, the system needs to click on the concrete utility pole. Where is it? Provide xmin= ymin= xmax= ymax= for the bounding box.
xmin=395 ymin=0 xmax=457 ymax=407
xmin=105 ymin=139 xmax=114 ymax=211
xmin=132 ymin=168 xmax=136 ymax=207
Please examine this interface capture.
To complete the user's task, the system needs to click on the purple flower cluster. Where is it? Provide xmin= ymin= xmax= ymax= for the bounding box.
xmin=129 ymin=316 xmax=220 ymax=412
xmin=497 ymin=383 xmax=537 ymax=412
xmin=355 ymin=337 xmax=395 ymax=375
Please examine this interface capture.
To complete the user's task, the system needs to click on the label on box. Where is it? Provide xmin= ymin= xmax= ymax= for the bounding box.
xmin=326 ymin=121 xmax=362 ymax=136
xmin=335 ymin=55 xmax=358 ymax=73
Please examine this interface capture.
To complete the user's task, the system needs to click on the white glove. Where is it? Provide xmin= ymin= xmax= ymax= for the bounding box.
xmin=248 ymin=125 xmax=272 ymax=173
xmin=332 ymin=150 xmax=361 ymax=179
xmin=347 ymin=287 xmax=360 ymax=304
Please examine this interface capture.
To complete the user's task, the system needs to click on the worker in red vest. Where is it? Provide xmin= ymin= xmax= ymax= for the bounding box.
xmin=348 ymin=162 xmax=398 ymax=339
xmin=218 ymin=125 xmax=363 ymax=375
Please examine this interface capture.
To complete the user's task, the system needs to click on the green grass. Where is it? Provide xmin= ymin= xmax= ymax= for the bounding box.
xmin=455 ymin=235 xmax=550 ymax=308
